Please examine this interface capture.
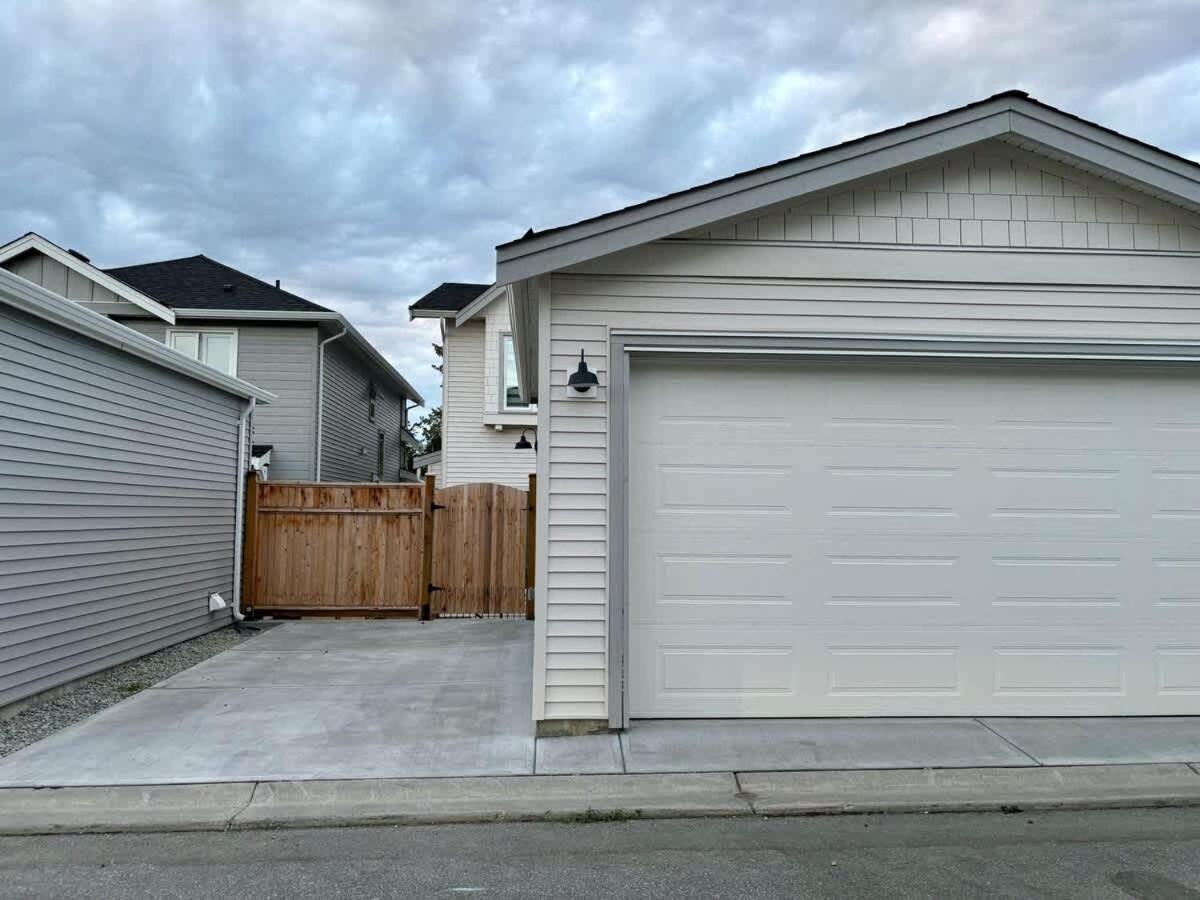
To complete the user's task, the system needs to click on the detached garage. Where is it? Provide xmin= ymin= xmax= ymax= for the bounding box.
xmin=0 ymin=267 xmax=273 ymax=708
xmin=494 ymin=91 xmax=1200 ymax=730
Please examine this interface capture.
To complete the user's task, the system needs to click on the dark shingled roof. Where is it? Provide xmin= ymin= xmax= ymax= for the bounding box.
xmin=409 ymin=282 xmax=490 ymax=314
xmin=105 ymin=255 xmax=331 ymax=313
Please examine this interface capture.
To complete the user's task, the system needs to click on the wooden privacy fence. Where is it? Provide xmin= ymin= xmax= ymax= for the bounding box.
xmin=241 ymin=474 xmax=535 ymax=619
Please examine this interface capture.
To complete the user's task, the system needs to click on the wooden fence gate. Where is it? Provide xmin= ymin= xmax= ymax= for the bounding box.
xmin=241 ymin=474 xmax=535 ymax=619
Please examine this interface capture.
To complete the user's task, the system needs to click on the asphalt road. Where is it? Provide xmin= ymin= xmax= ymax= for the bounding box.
xmin=4 ymin=808 xmax=1200 ymax=898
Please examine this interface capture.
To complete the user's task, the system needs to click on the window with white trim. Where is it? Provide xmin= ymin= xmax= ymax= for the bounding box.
xmin=501 ymin=334 xmax=533 ymax=410
xmin=168 ymin=329 xmax=238 ymax=377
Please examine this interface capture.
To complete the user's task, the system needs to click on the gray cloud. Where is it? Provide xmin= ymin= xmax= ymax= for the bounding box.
xmin=2 ymin=0 xmax=1198 ymax=406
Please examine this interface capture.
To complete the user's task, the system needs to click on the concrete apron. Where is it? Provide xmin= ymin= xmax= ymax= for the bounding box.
xmin=5 ymin=619 xmax=1200 ymax=789
xmin=6 ymin=764 xmax=1200 ymax=835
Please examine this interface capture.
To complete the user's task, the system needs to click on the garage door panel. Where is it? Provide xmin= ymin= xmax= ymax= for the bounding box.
xmin=634 ymin=442 xmax=1176 ymax=537
xmin=631 ymin=532 xmax=1191 ymax=628
xmin=628 ymin=358 xmax=1200 ymax=718
xmin=630 ymin=625 xmax=1200 ymax=716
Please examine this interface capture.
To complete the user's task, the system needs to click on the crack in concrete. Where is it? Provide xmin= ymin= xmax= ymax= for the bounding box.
xmin=226 ymin=781 xmax=259 ymax=831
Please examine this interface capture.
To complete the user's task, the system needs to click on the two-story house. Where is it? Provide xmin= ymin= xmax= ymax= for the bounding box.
xmin=409 ymin=282 xmax=536 ymax=489
xmin=0 ymin=233 xmax=423 ymax=482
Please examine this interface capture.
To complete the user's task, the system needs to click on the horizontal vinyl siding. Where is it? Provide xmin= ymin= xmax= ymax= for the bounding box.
xmin=320 ymin=339 xmax=407 ymax=482
xmin=541 ymin=244 xmax=1200 ymax=721
xmin=0 ymin=304 xmax=242 ymax=708
xmin=443 ymin=320 xmax=537 ymax=489
xmin=120 ymin=321 xmax=319 ymax=480
xmin=239 ymin=326 xmax=318 ymax=480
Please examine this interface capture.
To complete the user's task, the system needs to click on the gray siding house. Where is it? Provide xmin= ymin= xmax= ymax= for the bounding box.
xmin=0 ymin=266 xmax=272 ymax=708
xmin=0 ymin=237 xmax=423 ymax=483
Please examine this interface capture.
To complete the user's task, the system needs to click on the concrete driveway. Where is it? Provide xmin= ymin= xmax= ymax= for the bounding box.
xmin=0 ymin=620 xmax=535 ymax=786
xmin=5 ymin=617 xmax=1200 ymax=788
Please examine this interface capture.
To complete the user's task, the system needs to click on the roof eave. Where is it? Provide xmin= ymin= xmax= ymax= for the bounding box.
xmin=409 ymin=307 xmax=460 ymax=320
xmin=495 ymin=94 xmax=1200 ymax=284
xmin=0 ymin=233 xmax=178 ymax=324
xmin=0 ymin=268 xmax=274 ymax=403
xmin=169 ymin=308 xmax=425 ymax=405
xmin=454 ymin=282 xmax=509 ymax=325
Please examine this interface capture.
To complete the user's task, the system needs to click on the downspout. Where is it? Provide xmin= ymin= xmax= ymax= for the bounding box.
xmin=314 ymin=323 xmax=348 ymax=481
xmin=231 ymin=396 xmax=256 ymax=622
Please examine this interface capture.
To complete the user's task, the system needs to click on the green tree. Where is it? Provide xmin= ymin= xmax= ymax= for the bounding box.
xmin=414 ymin=406 xmax=441 ymax=453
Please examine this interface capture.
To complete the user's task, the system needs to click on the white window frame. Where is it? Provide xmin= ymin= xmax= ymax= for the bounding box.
xmin=500 ymin=332 xmax=535 ymax=412
xmin=166 ymin=327 xmax=239 ymax=377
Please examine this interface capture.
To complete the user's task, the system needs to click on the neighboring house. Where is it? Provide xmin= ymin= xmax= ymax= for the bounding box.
xmin=0 ymin=235 xmax=424 ymax=482
xmin=0 ymin=265 xmax=272 ymax=708
xmin=492 ymin=90 xmax=1200 ymax=732
xmin=409 ymin=282 xmax=537 ymax=489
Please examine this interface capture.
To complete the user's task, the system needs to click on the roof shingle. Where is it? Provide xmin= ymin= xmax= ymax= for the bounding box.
xmin=105 ymin=255 xmax=330 ymax=313
xmin=409 ymin=282 xmax=490 ymax=315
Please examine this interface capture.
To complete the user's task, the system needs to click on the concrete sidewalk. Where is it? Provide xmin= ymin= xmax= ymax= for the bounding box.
xmin=6 ymin=763 xmax=1200 ymax=835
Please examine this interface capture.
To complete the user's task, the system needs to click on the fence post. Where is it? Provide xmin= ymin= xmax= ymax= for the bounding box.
xmin=241 ymin=469 xmax=260 ymax=616
xmin=525 ymin=473 xmax=536 ymax=620
xmin=420 ymin=474 xmax=436 ymax=621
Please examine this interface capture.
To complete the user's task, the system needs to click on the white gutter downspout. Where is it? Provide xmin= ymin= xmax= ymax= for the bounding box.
xmin=232 ymin=396 xmax=256 ymax=621
xmin=314 ymin=324 xmax=348 ymax=480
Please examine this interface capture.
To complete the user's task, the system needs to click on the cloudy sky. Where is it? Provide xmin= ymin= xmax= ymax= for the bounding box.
xmin=2 ymin=1 xmax=1198 ymax=408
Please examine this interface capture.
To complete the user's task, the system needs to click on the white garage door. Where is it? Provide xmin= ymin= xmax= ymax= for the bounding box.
xmin=628 ymin=357 xmax=1200 ymax=718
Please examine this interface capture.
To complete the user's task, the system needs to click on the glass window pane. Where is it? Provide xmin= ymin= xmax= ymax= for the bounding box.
xmin=503 ymin=335 xmax=528 ymax=409
xmin=202 ymin=334 xmax=235 ymax=376
xmin=171 ymin=331 xmax=200 ymax=359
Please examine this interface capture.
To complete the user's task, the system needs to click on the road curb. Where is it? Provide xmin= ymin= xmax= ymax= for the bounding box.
xmin=4 ymin=764 xmax=1200 ymax=835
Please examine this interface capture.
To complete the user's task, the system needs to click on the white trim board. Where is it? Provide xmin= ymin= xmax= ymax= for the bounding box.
xmin=0 ymin=268 xmax=273 ymax=402
xmin=604 ymin=331 xmax=1200 ymax=726
xmin=455 ymin=282 xmax=508 ymax=325
xmin=0 ymin=233 xmax=176 ymax=323
xmin=496 ymin=93 xmax=1200 ymax=285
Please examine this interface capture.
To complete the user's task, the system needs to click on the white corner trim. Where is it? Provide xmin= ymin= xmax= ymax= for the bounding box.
xmin=0 ymin=233 xmax=177 ymax=324
xmin=0 ymin=268 xmax=274 ymax=402
xmin=455 ymin=282 xmax=508 ymax=325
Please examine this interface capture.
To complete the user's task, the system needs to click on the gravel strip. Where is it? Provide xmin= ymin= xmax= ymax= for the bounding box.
xmin=0 ymin=625 xmax=264 ymax=758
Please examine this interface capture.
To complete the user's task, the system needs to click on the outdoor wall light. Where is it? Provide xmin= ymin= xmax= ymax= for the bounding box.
xmin=514 ymin=431 xmax=535 ymax=451
xmin=567 ymin=348 xmax=599 ymax=393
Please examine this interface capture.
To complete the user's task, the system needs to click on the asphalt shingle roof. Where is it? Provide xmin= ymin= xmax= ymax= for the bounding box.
xmin=105 ymin=255 xmax=331 ymax=313
xmin=409 ymin=282 xmax=490 ymax=314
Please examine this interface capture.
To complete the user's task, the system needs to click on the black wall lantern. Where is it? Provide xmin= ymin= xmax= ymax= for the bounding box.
xmin=567 ymin=348 xmax=599 ymax=393
xmin=514 ymin=431 xmax=535 ymax=451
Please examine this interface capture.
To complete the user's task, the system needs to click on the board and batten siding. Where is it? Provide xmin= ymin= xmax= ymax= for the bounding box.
xmin=0 ymin=304 xmax=244 ymax=708
xmin=442 ymin=313 xmax=537 ymax=489
xmin=121 ymin=320 xmax=319 ymax=480
xmin=2 ymin=250 xmax=142 ymax=316
xmin=537 ymin=212 xmax=1200 ymax=722
xmin=319 ymin=339 xmax=408 ymax=482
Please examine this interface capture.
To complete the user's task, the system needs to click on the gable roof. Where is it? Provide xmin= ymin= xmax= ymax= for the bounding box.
xmin=108 ymin=254 xmax=423 ymax=405
xmin=409 ymin=282 xmax=491 ymax=318
xmin=105 ymin=254 xmax=332 ymax=313
xmin=0 ymin=233 xmax=176 ymax=323
xmin=494 ymin=90 xmax=1200 ymax=283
